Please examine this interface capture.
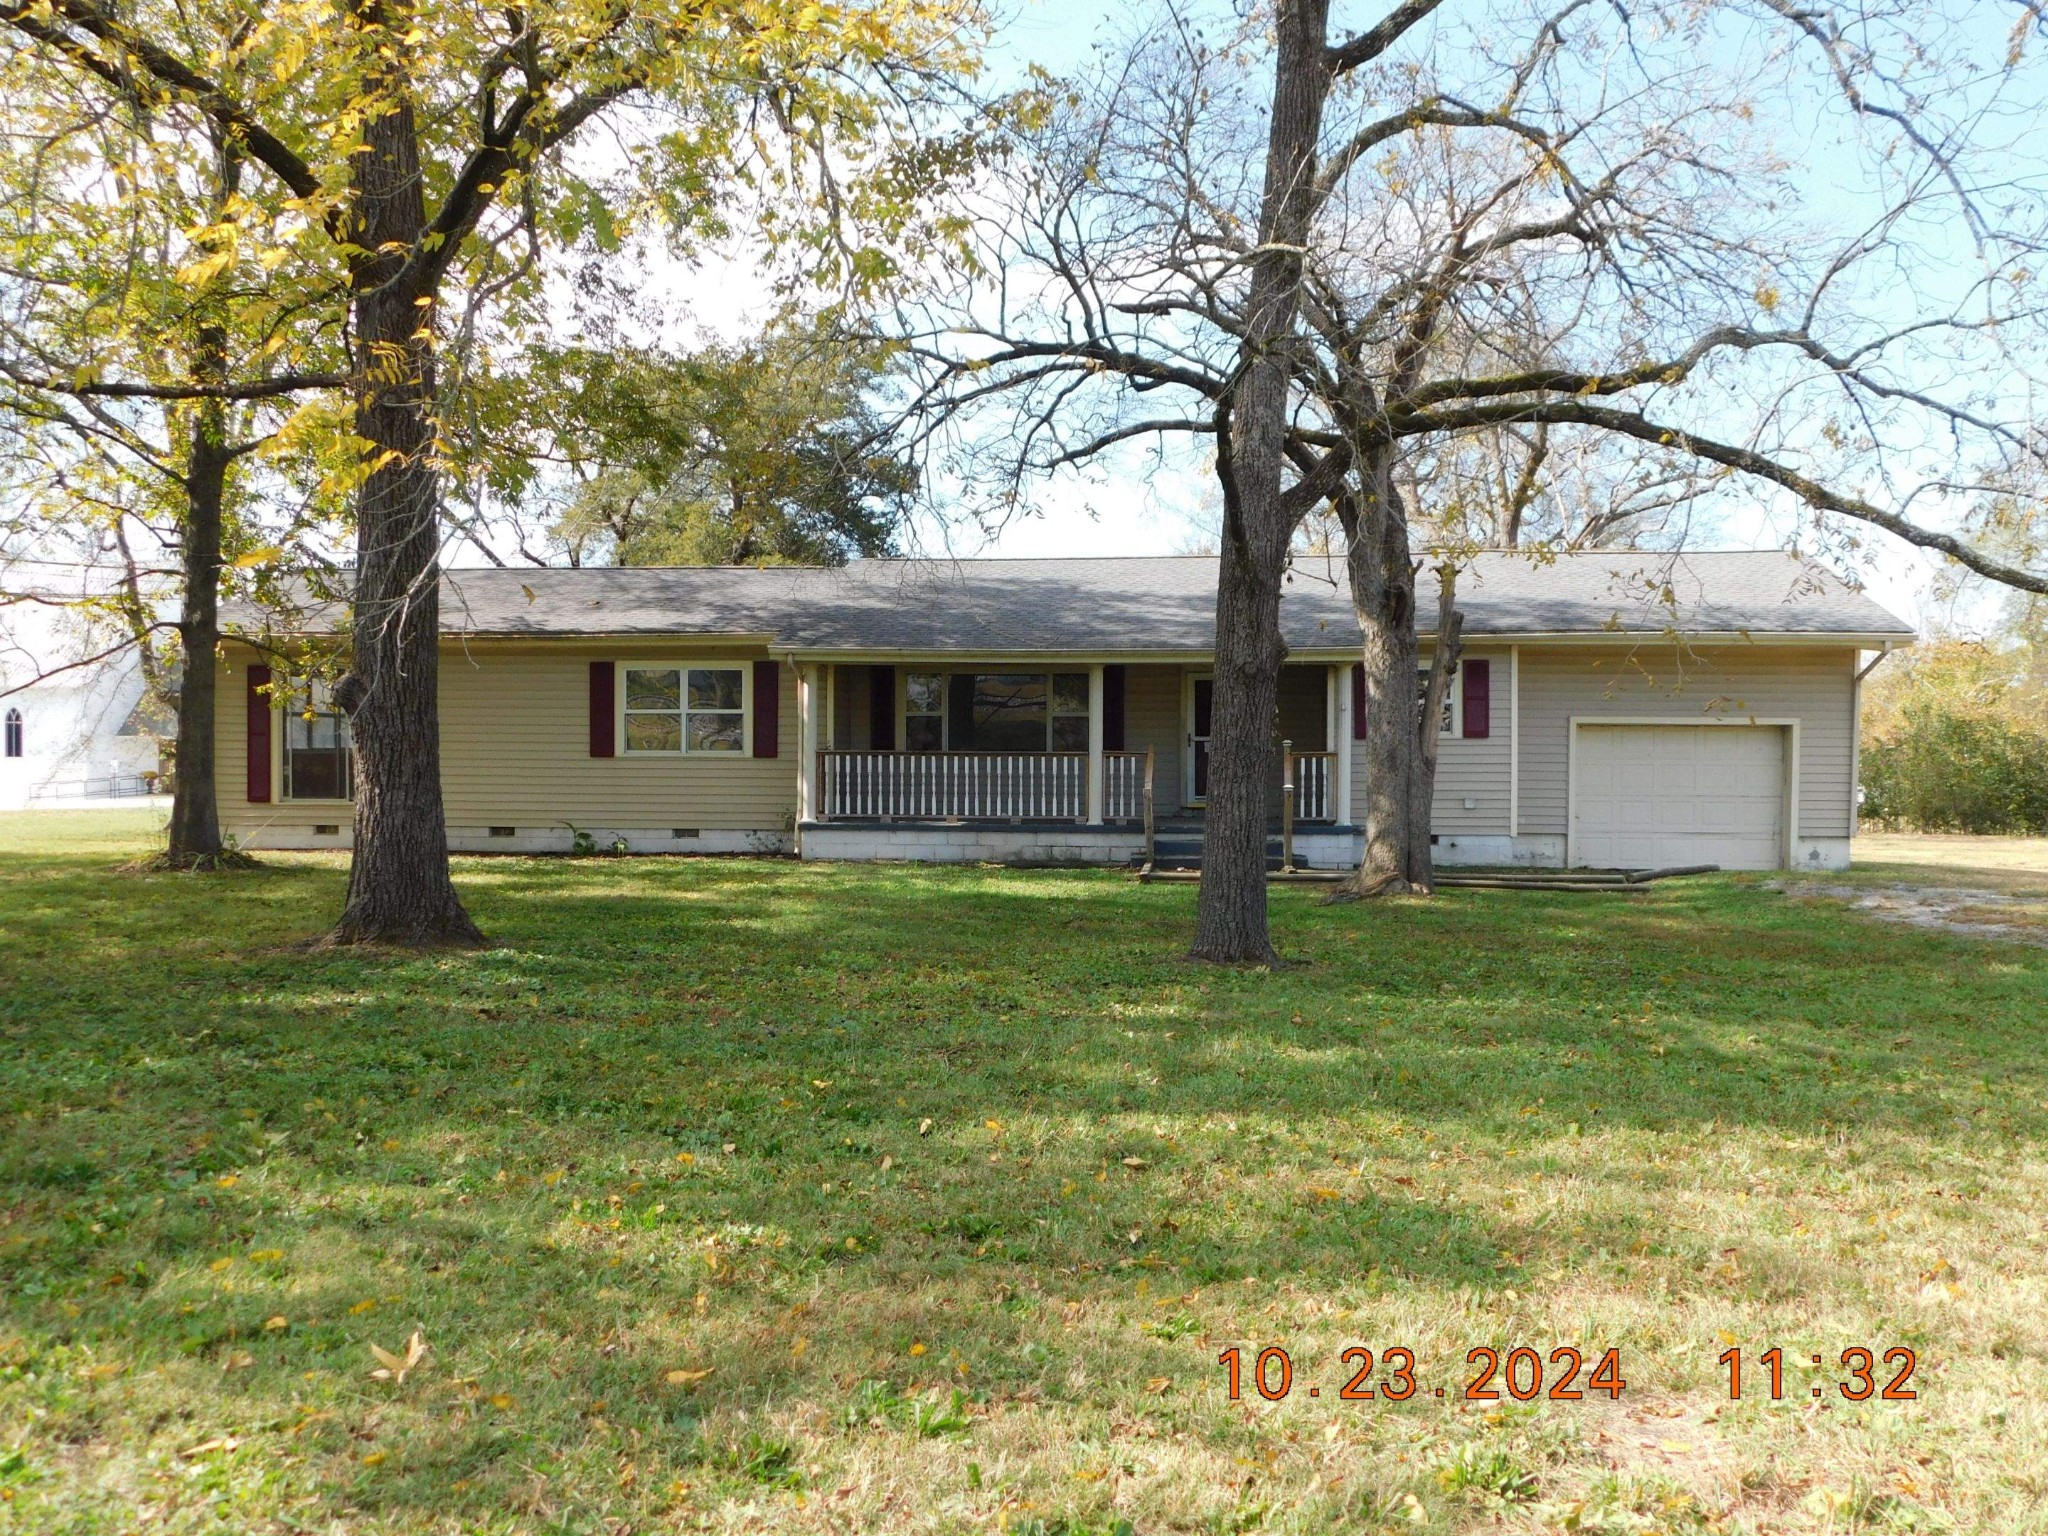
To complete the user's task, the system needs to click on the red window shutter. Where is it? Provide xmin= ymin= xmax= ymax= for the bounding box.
xmin=246 ymin=664 xmax=273 ymax=803
xmin=752 ymin=659 xmax=780 ymax=758
xmin=1462 ymin=658 xmax=1491 ymax=739
xmin=589 ymin=661 xmax=615 ymax=758
xmin=868 ymin=665 xmax=896 ymax=751
xmin=1102 ymin=665 xmax=1127 ymax=752
xmin=1351 ymin=663 xmax=1368 ymax=740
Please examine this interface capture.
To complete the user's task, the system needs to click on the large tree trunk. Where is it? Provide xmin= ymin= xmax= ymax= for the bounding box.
xmin=1331 ymin=451 xmax=1461 ymax=899
xmin=1195 ymin=528 xmax=1290 ymax=962
xmin=161 ymin=326 xmax=233 ymax=866
xmin=1190 ymin=0 xmax=1332 ymax=965
xmin=325 ymin=8 xmax=483 ymax=947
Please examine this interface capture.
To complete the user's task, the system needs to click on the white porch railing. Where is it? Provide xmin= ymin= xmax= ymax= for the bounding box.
xmin=1104 ymin=751 xmax=1149 ymax=821
xmin=1292 ymin=750 xmax=1336 ymax=824
xmin=819 ymin=751 xmax=1088 ymax=821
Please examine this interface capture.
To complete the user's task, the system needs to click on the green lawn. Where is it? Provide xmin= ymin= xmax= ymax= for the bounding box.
xmin=2 ymin=813 xmax=2044 ymax=1535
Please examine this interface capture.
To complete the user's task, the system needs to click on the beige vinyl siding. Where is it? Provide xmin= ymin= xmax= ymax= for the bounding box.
xmin=1123 ymin=665 xmax=1185 ymax=811
xmin=829 ymin=663 xmax=875 ymax=750
xmin=213 ymin=644 xmax=287 ymax=830
xmin=1342 ymin=649 xmax=1513 ymax=834
xmin=1517 ymin=644 xmax=1856 ymax=839
xmin=216 ymin=640 xmax=799 ymax=837
xmin=1432 ymin=650 xmax=1511 ymax=834
xmin=1276 ymin=665 xmax=1327 ymax=750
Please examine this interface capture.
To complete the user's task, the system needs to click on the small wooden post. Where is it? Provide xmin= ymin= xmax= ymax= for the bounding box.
xmin=1142 ymin=745 xmax=1157 ymax=876
xmin=1281 ymin=738 xmax=1296 ymax=873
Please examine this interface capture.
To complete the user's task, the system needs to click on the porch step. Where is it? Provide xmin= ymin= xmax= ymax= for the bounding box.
xmin=1137 ymin=833 xmax=1290 ymax=872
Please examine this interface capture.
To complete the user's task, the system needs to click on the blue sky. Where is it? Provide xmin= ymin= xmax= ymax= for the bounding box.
xmin=619 ymin=0 xmax=2034 ymax=634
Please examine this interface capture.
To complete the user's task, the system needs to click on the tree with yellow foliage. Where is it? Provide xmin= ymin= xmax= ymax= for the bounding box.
xmin=2 ymin=0 xmax=988 ymax=940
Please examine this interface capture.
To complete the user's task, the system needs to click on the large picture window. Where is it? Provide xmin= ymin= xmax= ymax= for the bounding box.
xmin=284 ymin=680 xmax=353 ymax=800
xmin=623 ymin=665 xmax=747 ymax=753
xmin=903 ymin=672 xmax=1091 ymax=752
xmin=971 ymin=673 xmax=1049 ymax=753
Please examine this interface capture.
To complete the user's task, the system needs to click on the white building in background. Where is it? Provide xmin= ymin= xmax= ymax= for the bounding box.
xmin=0 ymin=607 xmax=167 ymax=809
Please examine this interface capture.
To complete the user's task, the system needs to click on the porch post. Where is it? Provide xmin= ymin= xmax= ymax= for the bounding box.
xmin=1331 ymin=664 xmax=1353 ymax=826
xmin=1086 ymin=664 xmax=1105 ymax=825
xmin=798 ymin=663 xmax=821 ymax=825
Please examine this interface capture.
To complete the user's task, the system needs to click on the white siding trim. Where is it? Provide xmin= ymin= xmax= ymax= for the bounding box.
xmin=1508 ymin=645 xmax=1520 ymax=839
xmin=1566 ymin=716 xmax=1801 ymax=869
xmin=1086 ymin=665 xmax=1105 ymax=825
xmin=1331 ymin=665 xmax=1353 ymax=826
xmin=797 ymin=664 xmax=820 ymax=826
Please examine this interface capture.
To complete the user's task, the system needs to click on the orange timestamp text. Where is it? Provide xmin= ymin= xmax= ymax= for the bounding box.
xmin=1217 ymin=1345 xmax=1625 ymax=1404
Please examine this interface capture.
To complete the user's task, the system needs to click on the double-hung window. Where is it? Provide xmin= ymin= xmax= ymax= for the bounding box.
xmin=622 ymin=665 xmax=747 ymax=754
xmin=1049 ymin=673 xmax=1090 ymax=750
xmin=1417 ymin=662 xmax=1460 ymax=739
xmin=284 ymin=679 xmax=353 ymax=799
xmin=904 ymin=672 xmax=946 ymax=752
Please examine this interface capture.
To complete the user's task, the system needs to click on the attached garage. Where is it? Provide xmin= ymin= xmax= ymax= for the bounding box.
xmin=1571 ymin=723 xmax=1790 ymax=871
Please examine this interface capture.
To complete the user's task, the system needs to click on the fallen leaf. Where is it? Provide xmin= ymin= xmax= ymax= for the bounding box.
xmin=180 ymin=1437 xmax=240 ymax=1458
xmin=1121 ymin=1157 xmax=1147 ymax=1169
xmin=369 ymin=1331 xmax=428 ymax=1385
xmin=1145 ymin=1377 xmax=1172 ymax=1395
xmin=1307 ymin=1186 xmax=1343 ymax=1201
xmin=1659 ymin=1440 xmax=1694 ymax=1454
xmin=918 ymin=1119 xmax=933 ymax=1136
xmin=362 ymin=1450 xmax=386 ymax=1465
xmin=224 ymin=1352 xmax=255 ymax=1372
xmin=208 ymin=1257 xmax=235 ymax=1272
xmin=666 ymin=1368 xmax=714 ymax=1386
xmin=248 ymin=1249 xmax=285 ymax=1262
xmin=879 ymin=1155 xmax=894 ymax=1173
xmin=489 ymin=1393 xmax=515 ymax=1410
xmin=263 ymin=1316 xmax=289 ymax=1331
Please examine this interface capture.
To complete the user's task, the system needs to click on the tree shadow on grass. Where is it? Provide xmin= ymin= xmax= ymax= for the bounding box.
xmin=5 ymin=853 xmax=2045 ymax=1527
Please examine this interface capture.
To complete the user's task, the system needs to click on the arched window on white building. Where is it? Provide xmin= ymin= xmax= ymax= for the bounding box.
xmin=3 ymin=708 xmax=21 ymax=759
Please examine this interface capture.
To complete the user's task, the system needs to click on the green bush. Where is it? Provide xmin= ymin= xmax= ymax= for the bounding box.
xmin=1862 ymin=703 xmax=2048 ymax=833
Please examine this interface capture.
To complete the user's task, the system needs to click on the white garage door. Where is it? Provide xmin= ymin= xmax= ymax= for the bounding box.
xmin=1574 ymin=725 xmax=1786 ymax=870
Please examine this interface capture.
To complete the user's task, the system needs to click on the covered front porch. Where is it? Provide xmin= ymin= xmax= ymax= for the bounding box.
xmin=789 ymin=660 xmax=1355 ymax=850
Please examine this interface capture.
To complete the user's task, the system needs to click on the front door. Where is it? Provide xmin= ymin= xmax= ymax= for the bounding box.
xmin=1187 ymin=675 xmax=1213 ymax=804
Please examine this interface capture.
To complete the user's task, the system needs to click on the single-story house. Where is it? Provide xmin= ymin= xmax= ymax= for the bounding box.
xmin=215 ymin=549 xmax=1914 ymax=871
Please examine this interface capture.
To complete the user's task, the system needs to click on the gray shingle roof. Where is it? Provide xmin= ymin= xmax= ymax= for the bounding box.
xmin=243 ymin=550 xmax=1913 ymax=652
